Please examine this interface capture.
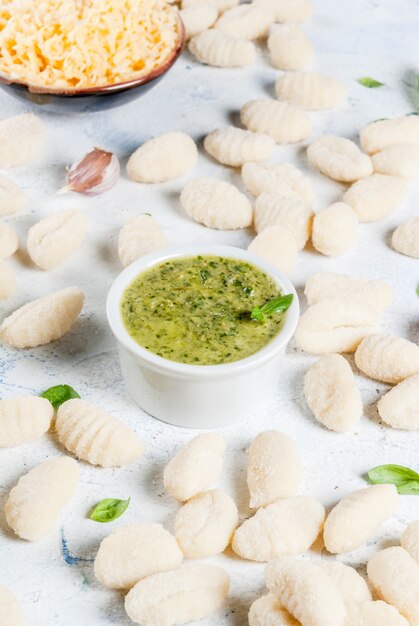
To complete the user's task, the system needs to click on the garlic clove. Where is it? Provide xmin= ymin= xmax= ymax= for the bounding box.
xmin=65 ymin=147 xmax=120 ymax=196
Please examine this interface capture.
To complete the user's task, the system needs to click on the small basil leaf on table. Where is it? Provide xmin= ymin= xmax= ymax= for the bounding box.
xmin=251 ymin=294 xmax=294 ymax=323
xmin=358 ymin=77 xmax=385 ymax=88
xmin=367 ymin=464 xmax=419 ymax=494
xmin=89 ymin=498 xmax=131 ymax=523
xmin=41 ymin=384 xmax=80 ymax=409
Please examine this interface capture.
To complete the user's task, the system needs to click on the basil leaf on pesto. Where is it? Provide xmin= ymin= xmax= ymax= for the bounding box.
xmin=358 ymin=77 xmax=385 ymax=88
xmin=367 ymin=464 xmax=419 ymax=495
xmin=41 ymin=384 xmax=80 ymax=409
xmin=89 ymin=497 xmax=131 ymax=522
xmin=251 ymin=294 xmax=293 ymax=323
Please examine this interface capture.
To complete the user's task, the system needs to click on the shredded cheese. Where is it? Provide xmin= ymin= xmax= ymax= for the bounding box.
xmin=0 ymin=0 xmax=181 ymax=90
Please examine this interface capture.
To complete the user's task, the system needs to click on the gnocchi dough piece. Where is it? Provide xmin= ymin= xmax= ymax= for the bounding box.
xmin=346 ymin=600 xmax=409 ymax=626
xmin=0 ymin=585 xmax=26 ymax=626
xmin=0 ymin=175 xmax=27 ymax=216
xmin=232 ymin=496 xmax=325 ymax=561
xmin=304 ymin=354 xmax=362 ymax=432
xmin=174 ymin=489 xmax=238 ymax=558
xmin=94 ymin=523 xmax=183 ymax=590
xmin=27 ymin=209 xmax=87 ymax=270
xmin=401 ymin=520 xmax=419 ymax=563
xmin=5 ymin=456 xmax=79 ymax=541
xmin=214 ymin=4 xmax=274 ymax=39
xmin=56 ymin=398 xmax=144 ymax=467
xmin=372 ymin=143 xmax=419 ymax=179
xmin=304 ymin=273 xmax=393 ymax=314
xmin=180 ymin=177 xmax=252 ymax=230
xmin=189 ymin=30 xmax=256 ymax=67
xmin=268 ymin=24 xmax=314 ymax=71
xmin=0 ymin=395 xmax=54 ymax=447
xmin=248 ymin=225 xmax=298 ymax=276
xmin=392 ymin=217 xmax=419 ymax=259
xmin=360 ymin=115 xmax=419 ymax=154
xmin=0 ymin=260 xmax=16 ymax=301
xmin=367 ymin=547 xmax=419 ymax=626
xmin=275 ymin=72 xmax=346 ymax=110
xmin=0 ymin=221 xmax=18 ymax=258
xmin=266 ymin=557 xmax=347 ymax=626
xmin=0 ymin=286 xmax=84 ymax=348
xmin=247 ymin=430 xmax=302 ymax=509
xmin=204 ymin=127 xmax=275 ymax=167
xmin=314 ymin=561 xmax=372 ymax=603
xmin=180 ymin=4 xmax=218 ymax=39
xmin=0 ymin=113 xmax=44 ymax=167
xmin=312 ymin=203 xmax=358 ymax=256
xmin=377 ymin=374 xmax=419 ymax=430
xmin=254 ymin=192 xmax=313 ymax=249
xmin=254 ymin=0 xmax=313 ymax=22
xmin=323 ymin=484 xmax=398 ymax=554
xmin=307 ymin=136 xmax=373 ymax=183
xmin=125 ymin=564 xmax=230 ymax=626
xmin=295 ymin=298 xmax=379 ymax=355
xmin=182 ymin=0 xmax=236 ymax=10
xmin=164 ymin=433 xmax=226 ymax=501
xmin=242 ymin=162 xmax=314 ymax=205
xmin=249 ymin=593 xmax=300 ymax=626
xmin=343 ymin=174 xmax=408 ymax=222
xmin=354 ymin=333 xmax=419 ymax=384
xmin=240 ymin=99 xmax=312 ymax=144
xmin=118 ymin=214 xmax=167 ymax=267
xmin=127 ymin=132 xmax=198 ymax=183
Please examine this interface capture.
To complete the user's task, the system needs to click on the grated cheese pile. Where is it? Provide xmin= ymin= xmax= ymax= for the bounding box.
xmin=0 ymin=0 xmax=181 ymax=90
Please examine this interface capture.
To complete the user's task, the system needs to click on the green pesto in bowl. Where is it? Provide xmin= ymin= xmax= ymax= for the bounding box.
xmin=120 ymin=255 xmax=288 ymax=365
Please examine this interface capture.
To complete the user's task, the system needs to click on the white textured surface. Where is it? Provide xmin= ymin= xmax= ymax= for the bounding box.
xmin=0 ymin=0 xmax=419 ymax=624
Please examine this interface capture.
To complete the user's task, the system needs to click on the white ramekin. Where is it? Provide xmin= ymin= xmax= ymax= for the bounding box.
xmin=106 ymin=244 xmax=299 ymax=428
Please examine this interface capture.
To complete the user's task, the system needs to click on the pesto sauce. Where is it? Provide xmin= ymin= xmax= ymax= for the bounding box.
xmin=121 ymin=255 xmax=285 ymax=366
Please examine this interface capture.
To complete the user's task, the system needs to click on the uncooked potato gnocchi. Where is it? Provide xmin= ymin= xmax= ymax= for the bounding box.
xmin=372 ymin=143 xmax=419 ymax=179
xmin=124 ymin=564 xmax=230 ymax=626
xmin=268 ymin=24 xmax=314 ymax=70
xmin=127 ymin=132 xmax=198 ymax=183
xmin=0 ymin=395 xmax=54 ymax=447
xmin=214 ymin=4 xmax=274 ymax=39
xmin=242 ymin=161 xmax=314 ymax=205
xmin=189 ymin=30 xmax=256 ymax=67
xmin=401 ymin=520 xmax=419 ymax=563
xmin=240 ymin=99 xmax=312 ymax=144
xmin=5 ymin=456 xmax=79 ymax=541
xmin=307 ymin=136 xmax=373 ymax=182
xmin=0 ymin=260 xmax=16 ymax=301
xmin=360 ymin=115 xmax=419 ymax=154
xmin=392 ymin=217 xmax=419 ymax=259
xmin=346 ymin=600 xmax=409 ymax=626
xmin=275 ymin=72 xmax=346 ymax=110
xmin=0 ymin=221 xmax=18 ymax=258
xmin=180 ymin=177 xmax=252 ymax=230
xmin=355 ymin=333 xmax=419 ymax=384
xmin=94 ymin=523 xmax=183 ymax=590
xmin=0 ymin=113 xmax=45 ymax=168
xmin=0 ymin=287 xmax=84 ymax=348
xmin=254 ymin=192 xmax=313 ymax=249
xmin=118 ymin=214 xmax=167 ymax=267
xmin=254 ymin=0 xmax=314 ymax=22
xmin=204 ymin=127 xmax=275 ymax=167
xmin=0 ymin=175 xmax=27 ymax=216
xmin=55 ymin=398 xmax=144 ymax=467
xmin=314 ymin=561 xmax=372 ymax=603
xmin=180 ymin=3 xmax=218 ymax=39
xmin=248 ymin=593 xmax=299 ymax=626
xmin=377 ymin=374 xmax=419 ymax=430
xmin=343 ymin=174 xmax=407 ymax=222
xmin=248 ymin=225 xmax=298 ymax=276
xmin=0 ymin=585 xmax=26 ymax=626
xmin=182 ymin=0 xmax=235 ymax=9
xmin=312 ymin=202 xmax=358 ymax=256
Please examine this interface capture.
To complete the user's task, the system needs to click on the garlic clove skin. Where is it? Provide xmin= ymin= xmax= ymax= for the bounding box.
xmin=66 ymin=147 xmax=120 ymax=196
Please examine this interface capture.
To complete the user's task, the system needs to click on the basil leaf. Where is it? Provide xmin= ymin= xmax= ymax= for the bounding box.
xmin=41 ymin=384 xmax=80 ymax=409
xmin=89 ymin=497 xmax=130 ymax=523
xmin=251 ymin=294 xmax=293 ymax=323
xmin=367 ymin=464 xmax=419 ymax=494
xmin=250 ymin=306 xmax=264 ymax=322
xmin=358 ymin=77 xmax=385 ymax=88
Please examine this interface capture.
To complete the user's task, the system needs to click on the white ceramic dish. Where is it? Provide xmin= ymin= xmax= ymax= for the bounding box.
xmin=106 ymin=244 xmax=299 ymax=428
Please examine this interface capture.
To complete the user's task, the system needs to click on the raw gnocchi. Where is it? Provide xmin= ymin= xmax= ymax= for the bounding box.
xmin=163 ymin=433 xmax=226 ymax=501
xmin=55 ymin=398 xmax=144 ymax=467
xmin=342 ymin=174 xmax=407 ymax=222
xmin=254 ymin=0 xmax=314 ymax=22
xmin=0 ymin=585 xmax=26 ymax=626
xmin=180 ymin=177 xmax=252 ymax=230
xmin=124 ymin=564 xmax=230 ymax=626
xmin=304 ymin=354 xmax=362 ymax=432
xmin=5 ymin=456 xmax=79 ymax=541
xmin=0 ymin=260 xmax=16 ymax=301
xmin=242 ymin=161 xmax=314 ymax=205
xmin=354 ymin=333 xmax=419 ymax=384
xmin=314 ymin=561 xmax=372 ymax=603
xmin=0 ymin=221 xmax=18 ymax=258
xmin=174 ymin=489 xmax=238 ymax=558
xmin=307 ymin=136 xmax=373 ymax=182
xmin=0 ymin=113 xmax=45 ymax=168
xmin=312 ymin=203 xmax=358 ymax=256
xmin=401 ymin=520 xmax=419 ymax=563
xmin=118 ymin=214 xmax=167 ymax=267
xmin=254 ymin=192 xmax=313 ymax=249
xmin=377 ymin=374 xmax=419 ymax=430
xmin=295 ymin=298 xmax=379 ymax=355
xmin=266 ymin=557 xmax=347 ymax=626
xmin=127 ymin=132 xmax=198 ymax=183
xmin=0 ymin=395 xmax=54 ymax=447
xmin=268 ymin=24 xmax=314 ymax=71
xmin=323 ymin=484 xmax=398 ymax=554
xmin=247 ymin=430 xmax=302 ymax=508
xmin=189 ymin=30 xmax=256 ymax=67
xmin=94 ymin=523 xmax=183 ymax=590
xmin=232 ymin=496 xmax=325 ymax=561
xmin=180 ymin=4 xmax=218 ymax=39
xmin=214 ymin=4 xmax=274 ymax=39
xmin=0 ymin=286 xmax=84 ymax=348
xmin=346 ymin=600 xmax=409 ymax=626
xmin=248 ymin=225 xmax=298 ymax=276
xmin=249 ymin=593 xmax=299 ymax=626
xmin=27 ymin=209 xmax=87 ymax=270
xmin=392 ymin=217 xmax=419 ymax=259
xmin=204 ymin=127 xmax=275 ymax=167
xmin=360 ymin=115 xmax=419 ymax=154
xmin=372 ymin=143 xmax=419 ymax=179
xmin=182 ymin=0 xmax=236 ymax=10
xmin=275 ymin=72 xmax=346 ymax=110
xmin=240 ymin=99 xmax=312 ymax=144
xmin=0 ymin=175 xmax=27 ymax=216
xmin=367 ymin=547 xmax=419 ymax=626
